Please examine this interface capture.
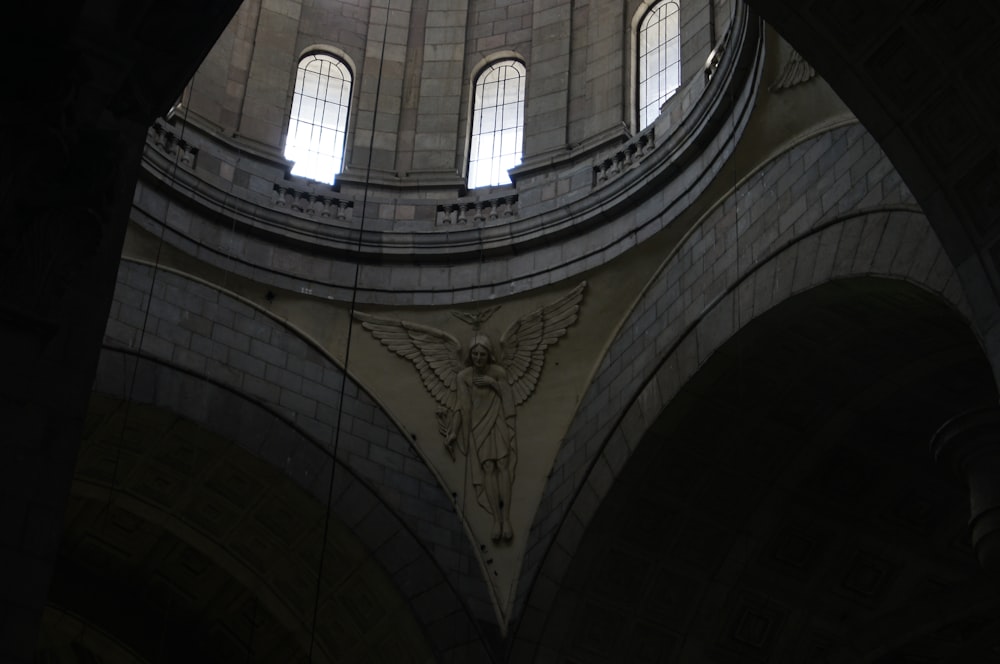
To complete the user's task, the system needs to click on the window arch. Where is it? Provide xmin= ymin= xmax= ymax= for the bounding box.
xmin=637 ymin=0 xmax=681 ymax=130
xmin=468 ymin=59 xmax=526 ymax=189
xmin=284 ymin=52 xmax=352 ymax=184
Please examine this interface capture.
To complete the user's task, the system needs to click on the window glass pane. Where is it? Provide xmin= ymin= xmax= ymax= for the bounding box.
xmin=480 ymin=107 xmax=498 ymax=132
xmin=298 ymin=96 xmax=318 ymax=125
xmin=468 ymin=60 xmax=525 ymax=188
xmin=666 ymin=37 xmax=680 ymax=63
xmin=638 ymin=0 xmax=681 ymax=130
xmin=301 ymin=69 xmax=321 ymax=97
xmin=284 ymin=53 xmax=352 ymax=184
xmin=667 ymin=9 xmax=679 ymax=33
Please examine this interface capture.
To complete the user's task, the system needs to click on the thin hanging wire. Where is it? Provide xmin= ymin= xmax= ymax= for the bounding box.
xmin=244 ymin=594 xmax=260 ymax=664
xmin=155 ymin=591 xmax=171 ymax=664
xmin=103 ymin=74 xmax=200 ymax=529
xmin=727 ymin=0 xmax=783 ymax=621
xmin=306 ymin=2 xmax=391 ymax=660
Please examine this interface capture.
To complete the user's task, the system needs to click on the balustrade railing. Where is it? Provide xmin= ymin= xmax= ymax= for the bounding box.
xmin=436 ymin=194 xmax=518 ymax=225
xmin=592 ymin=128 xmax=655 ymax=186
xmin=149 ymin=121 xmax=198 ymax=168
xmin=272 ymin=184 xmax=354 ymax=220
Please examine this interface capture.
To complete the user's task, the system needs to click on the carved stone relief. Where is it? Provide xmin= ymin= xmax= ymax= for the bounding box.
xmin=354 ymin=281 xmax=586 ymax=625
xmin=770 ymin=47 xmax=817 ymax=92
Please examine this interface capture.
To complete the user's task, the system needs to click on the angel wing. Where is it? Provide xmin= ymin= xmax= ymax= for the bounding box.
xmin=770 ymin=47 xmax=816 ymax=92
xmin=353 ymin=312 xmax=465 ymax=410
xmin=499 ymin=281 xmax=586 ymax=406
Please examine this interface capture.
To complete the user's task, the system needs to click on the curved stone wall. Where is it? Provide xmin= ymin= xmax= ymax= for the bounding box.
xmin=97 ymin=261 xmax=498 ymax=659
xmin=523 ymin=278 xmax=993 ymax=661
xmin=512 ymin=122 xmax=974 ymax=641
xmin=64 ymin=394 xmax=439 ymax=663
xmin=188 ymin=0 xmax=731 ymax=171
xmin=131 ymin=4 xmax=762 ymax=305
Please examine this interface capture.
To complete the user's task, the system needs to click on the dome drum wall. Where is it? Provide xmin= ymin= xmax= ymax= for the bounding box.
xmin=188 ymin=0 xmax=733 ymax=179
xmin=133 ymin=2 xmax=759 ymax=306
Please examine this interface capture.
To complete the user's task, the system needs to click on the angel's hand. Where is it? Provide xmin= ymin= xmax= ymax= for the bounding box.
xmin=473 ymin=375 xmax=497 ymax=389
xmin=444 ymin=434 xmax=457 ymax=461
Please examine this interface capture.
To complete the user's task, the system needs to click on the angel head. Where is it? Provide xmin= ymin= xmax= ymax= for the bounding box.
xmin=468 ymin=333 xmax=498 ymax=369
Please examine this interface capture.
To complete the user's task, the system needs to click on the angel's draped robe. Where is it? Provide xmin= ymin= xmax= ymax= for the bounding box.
xmin=455 ymin=363 xmax=517 ymax=514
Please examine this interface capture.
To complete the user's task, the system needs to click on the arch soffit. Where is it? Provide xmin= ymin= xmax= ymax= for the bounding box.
xmin=515 ymin=224 xmax=977 ymax=648
xmin=72 ymin=390 xmax=439 ymax=662
xmin=514 ymin=124 xmax=981 ymax=632
xmin=108 ymin=258 xmax=412 ymax=445
xmin=740 ymin=0 xmax=1000 ymax=396
xmin=97 ymin=261 xmax=499 ymax=646
xmin=524 ymin=277 xmax=995 ymax=661
xmin=87 ymin=354 xmax=494 ymax=662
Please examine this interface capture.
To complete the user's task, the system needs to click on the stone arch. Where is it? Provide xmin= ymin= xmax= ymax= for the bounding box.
xmin=742 ymin=0 xmax=1000 ymax=399
xmin=97 ymin=260 xmax=497 ymax=660
xmin=60 ymin=389 xmax=437 ymax=663
xmin=513 ymin=122 xmax=989 ymax=644
xmin=527 ymin=275 xmax=998 ymax=661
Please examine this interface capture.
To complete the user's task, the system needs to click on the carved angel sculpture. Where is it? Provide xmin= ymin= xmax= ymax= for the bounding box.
xmin=354 ymin=282 xmax=586 ymax=542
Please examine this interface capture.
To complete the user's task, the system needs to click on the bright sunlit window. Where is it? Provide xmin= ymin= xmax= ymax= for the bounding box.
xmin=468 ymin=60 xmax=525 ymax=189
xmin=638 ymin=0 xmax=681 ymax=130
xmin=284 ymin=53 xmax=352 ymax=184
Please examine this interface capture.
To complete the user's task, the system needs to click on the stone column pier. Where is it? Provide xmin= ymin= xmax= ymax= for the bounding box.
xmin=931 ymin=407 xmax=1000 ymax=579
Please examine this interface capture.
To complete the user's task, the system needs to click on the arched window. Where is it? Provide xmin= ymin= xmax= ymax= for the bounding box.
xmin=638 ymin=1 xmax=681 ymax=130
xmin=468 ymin=60 xmax=526 ymax=189
xmin=284 ymin=53 xmax=352 ymax=184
